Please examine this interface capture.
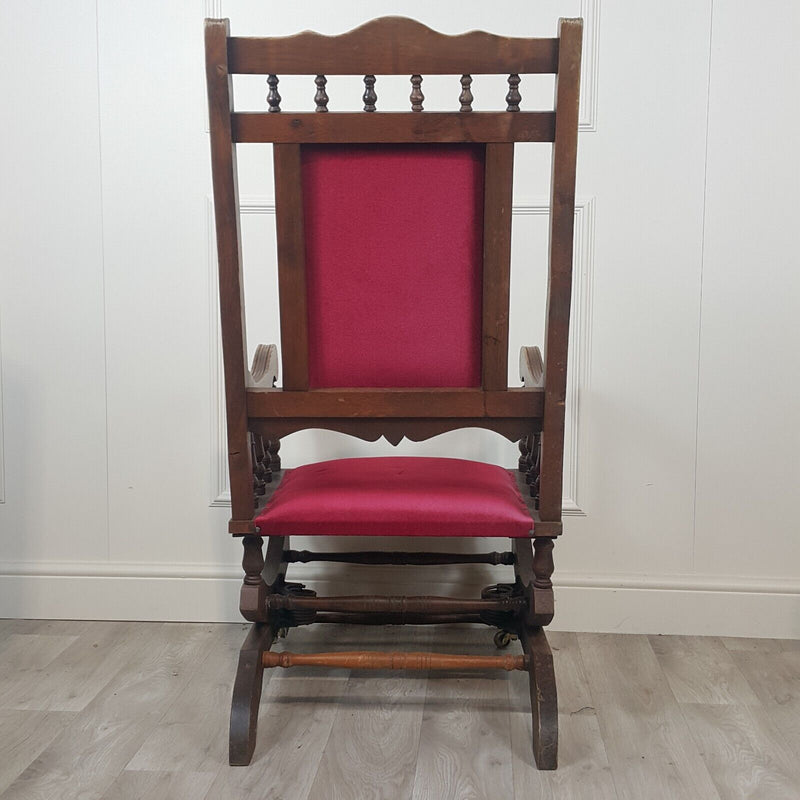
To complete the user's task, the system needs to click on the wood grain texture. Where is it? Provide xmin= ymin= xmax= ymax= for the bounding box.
xmin=232 ymin=112 xmax=556 ymax=143
xmin=509 ymin=632 xmax=617 ymax=800
xmin=411 ymin=626 xmax=514 ymax=800
xmin=680 ymin=702 xmax=800 ymax=800
xmin=226 ymin=17 xmax=559 ymax=75
xmin=578 ymin=633 xmax=722 ymax=800
xmin=273 ymin=143 xmax=310 ymax=391
xmin=0 ymin=710 xmax=76 ymax=795
xmin=264 ymin=650 xmax=527 ymax=671
xmin=2 ymin=622 xmax=800 ymax=799
xmin=207 ymin=678 xmax=347 ymax=800
xmin=481 ymin=143 xmax=514 ymax=390
xmin=728 ymin=646 xmax=800 ymax=756
xmin=308 ymin=663 xmax=428 ymax=800
xmin=0 ymin=623 xmax=213 ymax=800
xmin=206 ymin=624 xmax=355 ymax=799
xmin=205 ymin=18 xmax=253 ymax=522
xmin=0 ymin=622 xmax=146 ymax=712
xmin=539 ymin=18 xmax=583 ymax=522
xmin=103 ymin=770 xmax=217 ymax=800
xmin=648 ymin=635 xmax=760 ymax=705
xmin=126 ymin=624 xmax=246 ymax=773
xmin=246 ymin=388 xmax=544 ymax=418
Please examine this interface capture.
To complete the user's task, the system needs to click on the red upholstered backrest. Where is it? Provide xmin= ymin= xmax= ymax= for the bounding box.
xmin=301 ymin=144 xmax=485 ymax=388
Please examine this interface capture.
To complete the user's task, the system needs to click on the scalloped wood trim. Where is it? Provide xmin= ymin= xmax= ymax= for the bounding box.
xmin=225 ymin=16 xmax=559 ymax=75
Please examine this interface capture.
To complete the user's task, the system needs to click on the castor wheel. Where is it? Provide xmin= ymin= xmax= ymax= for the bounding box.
xmin=493 ymin=629 xmax=518 ymax=648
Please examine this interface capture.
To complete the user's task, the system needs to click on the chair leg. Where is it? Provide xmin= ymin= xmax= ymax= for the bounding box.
xmin=519 ymin=623 xmax=558 ymax=769
xmin=229 ymin=621 xmax=276 ymax=765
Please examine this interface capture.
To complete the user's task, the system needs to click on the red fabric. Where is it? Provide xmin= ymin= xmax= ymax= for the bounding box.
xmin=254 ymin=457 xmax=534 ymax=537
xmin=301 ymin=144 xmax=485 ymax=388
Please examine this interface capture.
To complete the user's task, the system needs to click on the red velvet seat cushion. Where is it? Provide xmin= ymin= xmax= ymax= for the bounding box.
xmin=302 ymin=144 xmax=484 ymax=388
xmin=254 ymin=457 xmax=533 ymax=538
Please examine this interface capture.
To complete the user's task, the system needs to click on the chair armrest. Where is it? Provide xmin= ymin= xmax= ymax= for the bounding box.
xmin=247 ymin=343 xmax=279 ymax=388
xmin=519 ymin=346 xmax=544 ymax=388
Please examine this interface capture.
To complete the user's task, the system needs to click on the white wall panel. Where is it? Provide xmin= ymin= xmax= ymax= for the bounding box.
xmin=0 ymin=2 xmax=109 ymax=562
xmin=556 ymin=0 xmax=712 ymax=578
xmin=694 ymin=1 xmax=800 ymax=578
xmin=96 ymin=1 xmax=234 ymax=567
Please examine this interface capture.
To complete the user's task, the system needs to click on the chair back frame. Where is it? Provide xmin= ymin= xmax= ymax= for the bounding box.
xmin=205 ymin=16 xmax=582 ymax=532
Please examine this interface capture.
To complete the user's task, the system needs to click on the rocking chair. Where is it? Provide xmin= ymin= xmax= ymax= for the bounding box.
xmin=205 ymin=15 xmax=582 ymax=770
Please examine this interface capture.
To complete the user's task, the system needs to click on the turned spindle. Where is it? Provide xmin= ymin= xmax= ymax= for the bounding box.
xmin=533 ymin=538 xmax=555 ymax=590
xmin=363 ymin=74 xmax=377 ymax=111
xmin=242 ymin=535 xmax=265 ymax=588
xmin=314 ymin=75 xmax=328 ymax=112
xmin=527 ymin=433 xmax=541 ymax=508
xmin=239 ymin=535 xmax=267 ymax=622
xmin=254 ymin=435 xmax=272 ymax=483
xmin=410 ymin=75 xmax=424 ymax=111
xmin=263 ymin=650 xmax=528 ymax=671
xmin=267 ymin=74 xmax=281 ymax=112
xmin=506 ymin=73 xmax=521 ymax=111
xmin=267 ymin=438 xmax=281 ymax=471
xmin=459 ymin=74 xmax=473 ymax=111
xmin=518 ymin=434 xmax=533 ymax=473
xmin=251 ymin=439 xmax=266 ymax=500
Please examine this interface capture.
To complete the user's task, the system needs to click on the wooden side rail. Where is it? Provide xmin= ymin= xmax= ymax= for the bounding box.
xmin=246 ymin=388 xmax=543 ymax=419
xmin=313 ymin=612 xmax=485 ymax=626
xmin=263 ymin=650 xmax=529 ymax=671
xmin=282 ymin=550 xmax=515 ymax=566
xmin=266 ymin=594 xmax=525 ymax=615
xmin=232 ymin=112 xmax=556 ymax=144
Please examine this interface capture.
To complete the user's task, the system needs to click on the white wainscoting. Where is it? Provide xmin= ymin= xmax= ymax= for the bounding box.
xmin=1 ymin=0 xmax=799 ymax=638
xmin=0 ymin=310 xmax=5 ymax=505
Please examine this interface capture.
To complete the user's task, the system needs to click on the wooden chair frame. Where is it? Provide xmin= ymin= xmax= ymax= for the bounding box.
xmin=205 ymin=15 xmax=582 ymax=769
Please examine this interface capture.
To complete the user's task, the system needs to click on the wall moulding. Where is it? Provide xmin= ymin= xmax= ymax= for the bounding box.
xmin=2 ymin=560 xmax=799 ymax=638
xmin=207 ymin=196 xmax=596 ymax=515
xmin=578 ymin=0 xmax=600 ymax=131
xmin=0 ymin=308 xmax=5 ymax=504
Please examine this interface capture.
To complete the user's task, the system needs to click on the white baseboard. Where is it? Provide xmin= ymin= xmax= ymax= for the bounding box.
xmin=1 ymin=561 xmax=799 ymax=639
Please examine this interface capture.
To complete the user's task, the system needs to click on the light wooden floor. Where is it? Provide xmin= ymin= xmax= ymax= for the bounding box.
xmin=0 ymin=619 xmax=798 ymax=800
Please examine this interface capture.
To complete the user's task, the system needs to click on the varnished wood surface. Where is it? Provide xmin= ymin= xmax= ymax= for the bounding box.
xmin=231 ymin=112 xmax=556 ymax=143
xmin=2 ymin=620 xmax=799 ymax=799
xmin=262 ymin=649 xmax=528 ymax=671
xmin=538 ymin=18 xmax=582 ymax=522
xmin=481 ymin=143 xmax=514 ymax=390
xmin=245 ymin=387 xmax=544 ymax=418
xmin=225 ymin=17 xmax=559 ymax=75
xmin=205 ymin=19 xmax=253 ymax=523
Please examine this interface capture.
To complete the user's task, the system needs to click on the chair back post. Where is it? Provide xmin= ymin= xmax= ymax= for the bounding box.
xmin=481 ymin=142 xmax=515 ymax=390
xmin=205 ymin=18 xmax=254 ymax=522
xmin=539 ymin=17 xmax=583 ymax=522
xmin=273 ymin=143 xmax=311 ymax=390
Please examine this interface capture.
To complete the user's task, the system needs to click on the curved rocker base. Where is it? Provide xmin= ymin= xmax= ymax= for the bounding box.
xmin=229 ymin=622 xmax=277 ymax=765
xmin=519 ymin=623 xmax=558 ymax=769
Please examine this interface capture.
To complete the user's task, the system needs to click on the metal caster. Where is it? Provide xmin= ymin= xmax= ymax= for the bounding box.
xmin=493 ymin=629 xmax=518 ymax=649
